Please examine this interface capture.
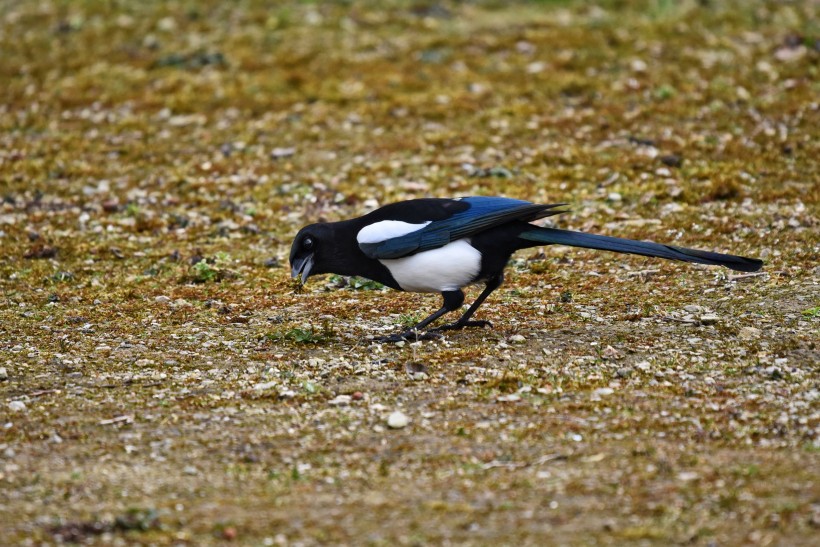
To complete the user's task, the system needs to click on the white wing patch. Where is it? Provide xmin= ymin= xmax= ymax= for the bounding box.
xmin=356 ymin=220 xmax=431 ymax=245
xmin=381 ymin=240 xmax=481 ymax=293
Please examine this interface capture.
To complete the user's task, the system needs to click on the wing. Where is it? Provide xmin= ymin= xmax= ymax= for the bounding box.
xmin=357 ymin=196 xmax=566 ymax=260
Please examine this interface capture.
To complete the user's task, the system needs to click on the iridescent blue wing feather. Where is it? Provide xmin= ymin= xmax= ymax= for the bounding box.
xmin=360 ymin=197 xmax=564 ymax=260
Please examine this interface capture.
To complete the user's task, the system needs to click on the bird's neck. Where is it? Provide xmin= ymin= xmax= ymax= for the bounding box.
xmin=320 ymin=218 xmax=403 ymax=290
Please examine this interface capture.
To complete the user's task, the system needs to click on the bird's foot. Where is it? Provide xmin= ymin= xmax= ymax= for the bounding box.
xmin=373 ymin=330 xmax=443 ymax=344
xmin=372 ymin=320 xmax=491 ymax=343
xmin=434 ymin=320 xmax=493 ymax=332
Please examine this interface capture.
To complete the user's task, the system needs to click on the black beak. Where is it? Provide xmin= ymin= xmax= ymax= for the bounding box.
xmin=291 ymin=253 xmax=315 ymax=284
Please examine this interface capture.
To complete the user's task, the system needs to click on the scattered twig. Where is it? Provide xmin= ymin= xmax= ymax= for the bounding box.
xmin=626 ymin=269 xmax=661 ymax=280
xmin=86 ymin=379 xmax=165 ymax=390
xmin=532 ymin=453 xmax=567 ymax=466
xmin=728 ymin=272 xmax=768 ymax=282
xmin=29 ymin=389 xmax=59 ymax=398
xmin=482 ymin=453 xmax=566 ymax=470
xmin=98 ymin=415 xmax=133 ymax=426
xmin=662 ymin=316 xmax=699 ymax=325
xmin=482 ymin=460 xmax=525 ymax=470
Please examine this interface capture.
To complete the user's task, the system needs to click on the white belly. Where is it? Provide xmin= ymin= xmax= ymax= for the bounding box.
xmin=380 ymin=240 xmax=481 ymax=293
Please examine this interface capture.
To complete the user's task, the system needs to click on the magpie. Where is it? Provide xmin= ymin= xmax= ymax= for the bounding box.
xmin=290 ymin=196 xmax=763 ymax=341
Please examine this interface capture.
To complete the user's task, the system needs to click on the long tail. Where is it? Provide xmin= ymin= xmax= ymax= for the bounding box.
xmin=519 ymin=227 xmax=763 ymax=273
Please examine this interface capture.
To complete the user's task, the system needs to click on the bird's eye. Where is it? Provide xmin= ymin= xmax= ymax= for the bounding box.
xmin=303 ymin=237 xmax=314 ymax=250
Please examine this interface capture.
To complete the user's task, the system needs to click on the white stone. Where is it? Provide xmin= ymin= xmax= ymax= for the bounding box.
xmin=328 ymin=395 xmax=352 ymax=406
xmin=8 ymin=401 xmax=26 ymax=412
xmin=387 ymin=411 xmax=409 ymax=429
xmin=630 ymin=59 xmax=647 ymax=72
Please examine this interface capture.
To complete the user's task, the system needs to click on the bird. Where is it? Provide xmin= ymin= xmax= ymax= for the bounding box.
xmin=290 ymin=196 xmax=763 ymax=341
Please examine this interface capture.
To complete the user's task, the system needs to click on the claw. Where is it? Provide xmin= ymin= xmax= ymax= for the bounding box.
xmin=373 ymin=330 xmax=443 ymax=343
xmin=435 ymin=320 xmax=493 ymax=331
xmin=372 ymin=319 xmax=491 ymax=343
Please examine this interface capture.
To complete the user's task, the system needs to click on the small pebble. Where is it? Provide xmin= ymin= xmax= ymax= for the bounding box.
xmin=102 ymin=199 xmax=120 ymax=212
xmin=509 ymin=334 xmax=526 ymax=343
xmin=155 ymin=295 xmax=171 ymax=303
xmin=678 ymin=471 xmax=699 ymax=482
xmin=278 ymin=389 xmax=296 ymax=399
xmin=616 ymin=367 xmax=631 ymax=379
xmin=405 ymin=362 xmax=429 ymax=375
xmin=630 ymin=59 xmax=647 ymax=72
xmin=602 ymin=345 xmax=621 ymax=360
xmin=607 ymin=192 xmax=622 ymax=202
xmin=387 ymin=411 xmax=409 ymax=429
xmin=660 ymin=154 xmax=683 ymax=168
xmin=8 ymin=400 xmax=26 ymax=412
xmin=593 ymin=387 xmax=614 ymax=397
xmin=270 ymin=147 xmax=296 ymax=159
xmin=700 ymin=314 xmax=719 ymax=325
xmin=328 ymin=395 xmax=352 ymax=406
xmin=0 ymin=367 xmax=8 ymax=381
xmin=496 ymin=393 xmax=521 ymax=403
xmin=739 ymin=327 xmax=761 ymax=340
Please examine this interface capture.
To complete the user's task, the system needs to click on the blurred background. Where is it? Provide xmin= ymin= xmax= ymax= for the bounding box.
xmin=2 ymin=1 xmax=816 ymax=259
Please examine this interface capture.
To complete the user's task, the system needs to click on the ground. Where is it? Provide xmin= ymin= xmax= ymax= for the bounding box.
xmin=1 ymin=0 xmax=818 ymax=545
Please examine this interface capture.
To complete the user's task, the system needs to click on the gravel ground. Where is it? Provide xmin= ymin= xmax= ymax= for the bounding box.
xmin=1 ymin=1 xmax=818 ymax=544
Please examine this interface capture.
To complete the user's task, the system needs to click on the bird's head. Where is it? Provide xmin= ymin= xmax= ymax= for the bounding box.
xmin=290 ymin=223 xmax=330 ymax=284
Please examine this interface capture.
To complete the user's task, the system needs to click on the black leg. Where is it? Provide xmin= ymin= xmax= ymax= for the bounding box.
xmin=375 ymin=290 xmax=465 ymax=343
xmin=436 ymin=275 xmax=503 ymax=331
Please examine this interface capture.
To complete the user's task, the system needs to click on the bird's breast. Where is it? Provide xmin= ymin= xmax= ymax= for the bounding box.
xmin=379 ymin=239 xmax=481 ymax=293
